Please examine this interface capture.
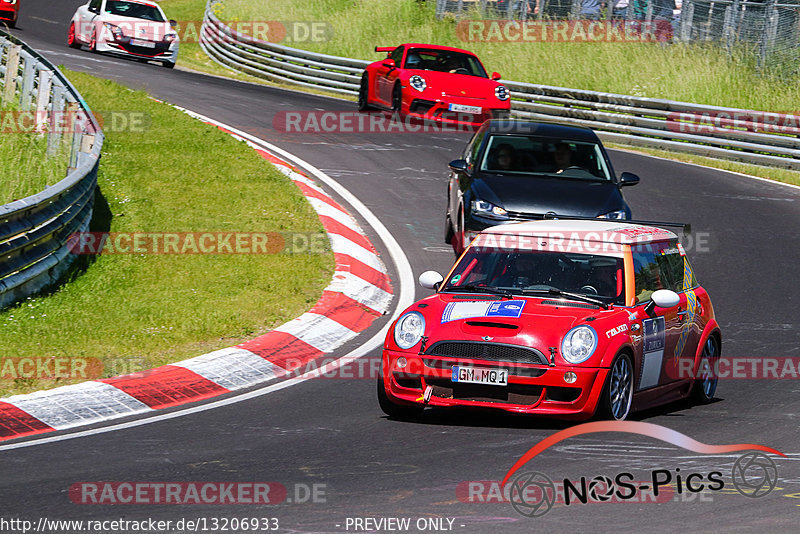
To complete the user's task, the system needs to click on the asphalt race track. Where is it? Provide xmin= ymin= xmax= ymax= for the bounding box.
xmin=3 ymin=2 xmax=800 ymax=532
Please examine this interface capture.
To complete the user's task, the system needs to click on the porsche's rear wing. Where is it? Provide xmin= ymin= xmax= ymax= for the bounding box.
xmin=375 ymin=46 xmax=395 ymax=53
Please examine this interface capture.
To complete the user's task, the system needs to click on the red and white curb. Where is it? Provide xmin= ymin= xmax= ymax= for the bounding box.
xmin=0 ymin=111 xmax=394 ymax=442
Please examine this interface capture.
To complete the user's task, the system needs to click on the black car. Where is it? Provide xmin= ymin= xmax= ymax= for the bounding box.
xmin=445 ymin=120 xmax=640 ymax=254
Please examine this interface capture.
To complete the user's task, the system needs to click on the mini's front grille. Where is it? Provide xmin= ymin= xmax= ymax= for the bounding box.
xmin=425 ymin=341 xmax=547 ymax=365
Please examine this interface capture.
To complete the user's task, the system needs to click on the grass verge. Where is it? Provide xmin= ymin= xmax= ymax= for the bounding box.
xmin=0 ymin=69 xmax=333 ymax=398
xmin=0 ymin=103 xmax=71 ymax=204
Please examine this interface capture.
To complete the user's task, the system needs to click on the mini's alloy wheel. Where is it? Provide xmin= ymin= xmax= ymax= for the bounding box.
xmin=598 ymin=353 xmax=633 ymax=420
xmin=692 ymin=336 xmax=719 ymax=404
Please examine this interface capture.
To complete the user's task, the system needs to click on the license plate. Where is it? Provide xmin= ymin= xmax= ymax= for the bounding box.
xmin=130 ymin=39 xmax=156 ymax=48
xmin=448 ymin=104 xmax=482 ymax=114
xmin=452 ymin=366 xmax=508 ymax=386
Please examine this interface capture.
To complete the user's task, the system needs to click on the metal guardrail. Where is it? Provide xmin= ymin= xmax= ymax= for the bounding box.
xmin=0 ymin=30 xmax=104 ymax=309
xmin=199 ymin=1 xmax=800 ymax=170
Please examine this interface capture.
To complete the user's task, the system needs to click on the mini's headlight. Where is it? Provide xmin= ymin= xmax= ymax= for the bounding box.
xmin=495 ymin=85 xmax=509 ymax=101
xmin=394 ymin=311 xmax=425 ymax=350
xmin=409 ymin=75 xmax=427 ymax=92
xmin=599 ymin=209 xmax=627 ymax=220
xmin=561 ymin=325 xmax=598 ymax=364
xmin=471 ymin=199 xmax=508 ymax=220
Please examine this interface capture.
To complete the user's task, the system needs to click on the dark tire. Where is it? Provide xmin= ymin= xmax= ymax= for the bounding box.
xmin=691 ymin=336 xmax=719 ymax=404
xmin=162 ymin=61 xmax=176 ymax=69
xmin=357 ymin=74 xmax=373 ymax=111
xmin=391 ymin=83 xmax=403 ymax=114
xmin=444 ymin=213 xmax=454 ymax=245
xmin=596 ymin=352 xmax=634 ymax=421
xmin=68 ymin=23 xmax=81 ymax=48
xmin=452 ymin=207 xmax=467 ymax=255
xmin=377 ymin=377 xmax=424 ymax=419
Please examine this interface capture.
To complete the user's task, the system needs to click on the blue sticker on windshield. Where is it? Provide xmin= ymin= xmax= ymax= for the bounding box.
xmin=442 ymin=300 xmax=526 ymax=323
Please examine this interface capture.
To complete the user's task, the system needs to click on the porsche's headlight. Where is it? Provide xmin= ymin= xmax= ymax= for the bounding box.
xmin=409 ymin=75 xmax=427 ymax=92
xmin=599 ymin=209 xmax=627 ymax=220
xmin=561 ymin=325 xmax=598 ymax=364
xmin=495 ymin=85 xmax=509 ymax=101
xmin=471 ymin=199 xmax=508 ymax=220
xmin=394 ymin=311 xmax=426 ymax=349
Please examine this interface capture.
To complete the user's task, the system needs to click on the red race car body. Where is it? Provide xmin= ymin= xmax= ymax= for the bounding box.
xmin=0 ymin=0 xmax=19 ymax=28
xmin=358 ymin=43 xmax=511 ymax=126
xmin=378 ymin=219 xmax=721 ymax=421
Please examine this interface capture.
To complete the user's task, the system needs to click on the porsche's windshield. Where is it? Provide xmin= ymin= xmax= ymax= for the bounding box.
xmin=442 ymin=247 xmax=625 ymax=305
xmin=403 ymin=49 xmax=487 ymax=78
xmin=480 ymin=135 xmax=612 ymax=181
xmin=105 ymin=1 xmax=166 ymax=21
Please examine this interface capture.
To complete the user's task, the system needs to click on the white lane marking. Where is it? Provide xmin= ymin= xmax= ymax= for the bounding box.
xmin=5 ymin=382 xmax=151 ymax=431
xmin=275 ymin=313 xmax=358 ymax=352
xmin=30 ymin=16 xmax=60 ymax=24
xmin=0 ymin=111 xmax=415 ymax=451
xmin=326 ymin=271 xmax=392 ymax=314
xmin=327 ymin=233 xmax=385 ymax=273
xmin=172 ymin=347 xmax=281 ymax=391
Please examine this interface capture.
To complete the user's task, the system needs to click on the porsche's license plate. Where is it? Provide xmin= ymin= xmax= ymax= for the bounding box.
xmin=448 ymin=104 xmax=482 ymax=114
xmin=130 ymin=39 xmax=156 ymax=48
xmin=452 ymin=366 xmax=508 ymax=386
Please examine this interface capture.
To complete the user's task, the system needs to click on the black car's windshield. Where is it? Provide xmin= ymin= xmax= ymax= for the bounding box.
xmin=105 ymin=1 xmax=166 ymax=21
xmin=403 ymin=49 xmax=487 ymax=78
xmin=442 ymin=247 xmax=625 ymax=305
xmin=480 ymin=135 xmax=612 ymax=181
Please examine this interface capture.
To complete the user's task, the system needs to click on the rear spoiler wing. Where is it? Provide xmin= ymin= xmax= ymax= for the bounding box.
xmin=375 ymin=46 xmax=395 ymax=53
xmin=541 ymin=213 xmax=692 ymax=236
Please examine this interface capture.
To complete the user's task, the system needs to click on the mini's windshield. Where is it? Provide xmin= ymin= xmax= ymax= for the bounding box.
xmin=442 ymin=247 xmax=625 ymax=305
xmin=403 ymin=49 xmax=487 ymax=78
xmin=480 ymin=135 xmax=612 ymax=181
xmin=105 ymin=1 xmax=166 ymax=21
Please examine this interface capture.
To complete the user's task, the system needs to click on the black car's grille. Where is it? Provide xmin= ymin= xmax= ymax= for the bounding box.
xmin=504 ymin=211 xmax=548 ymax=221
xmin=425 ymin=341 xmax=547 ymax=365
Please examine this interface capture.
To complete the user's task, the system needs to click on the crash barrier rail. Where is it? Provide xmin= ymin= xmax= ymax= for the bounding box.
xmin=200 ymin=0 xmax=800 ymax=170
xmin=0 ymin=30 xmax=103 ymax=309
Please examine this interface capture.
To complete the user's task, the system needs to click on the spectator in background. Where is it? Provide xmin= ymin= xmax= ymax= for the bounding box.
xmin=578 ymin=0 xmax=605 ymax=19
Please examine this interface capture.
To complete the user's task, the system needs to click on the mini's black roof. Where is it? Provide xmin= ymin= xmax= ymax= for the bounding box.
xmin=485 ymin=120 xmax=600 ymax=142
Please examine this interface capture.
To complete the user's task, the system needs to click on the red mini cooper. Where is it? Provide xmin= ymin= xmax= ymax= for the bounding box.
xmin=358 ymin=43 xmax=511 ymax=126
xmin=0 ymin=0 xmax=19 ymax=28
xmin=378 ymin=219 xmax=721 ymax=421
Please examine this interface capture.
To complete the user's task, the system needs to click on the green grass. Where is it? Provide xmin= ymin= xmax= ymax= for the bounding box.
xmin=0 ymin=103 xmax=71 ymax=204
xmin=0 ymin=69 xmax=333 ymax=398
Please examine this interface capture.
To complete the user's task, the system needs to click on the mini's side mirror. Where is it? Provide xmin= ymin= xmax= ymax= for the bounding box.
xmin=491 ymin=72 xmax=501 ymax=81
xmin=645 ymin=289 xmax=681 ymax=317
xmin=619 ymin=172 xmax=640 ymax=187
xmin=169 ymin=19 xmax=178 ymax=28
xmin=448 ymin=159 xmax=469 ymax=174
xmin=382 ymin=59 xmax=396 ymax=68
xmin=419 ymin=271 xmax=444 ymax=290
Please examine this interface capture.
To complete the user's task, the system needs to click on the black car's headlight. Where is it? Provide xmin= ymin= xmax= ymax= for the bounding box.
xmin=394 ymin=311 xmax=426 ymax=350
xmin=561 ymin=326 xmax=598 ymax=364
xmin=409 ymin=75 xmax=427 ymax=93
xmin=599 ymin=210 xmax=627 ymax=220
xmin=471 ymin=199 xmax=508 ymax=220
xmin=495 ymin=85 xmax=510 ymax=101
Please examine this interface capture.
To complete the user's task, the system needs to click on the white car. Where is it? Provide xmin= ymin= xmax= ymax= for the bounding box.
xmin=68 ymin=0 xmax=179 ymax=69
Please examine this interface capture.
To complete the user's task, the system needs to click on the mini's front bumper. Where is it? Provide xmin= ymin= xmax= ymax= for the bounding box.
xmin=381 ymin=350 xmax=609 ymax=418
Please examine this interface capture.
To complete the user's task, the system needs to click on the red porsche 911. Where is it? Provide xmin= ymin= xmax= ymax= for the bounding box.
xmin=0 ymin=0 xmax=19 ymax=28
xmin=358 ymin=43 xmax=511 ymax=126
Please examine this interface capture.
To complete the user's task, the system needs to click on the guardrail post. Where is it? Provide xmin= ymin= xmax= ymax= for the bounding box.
xmin=20 ymin=53 xmax=37 ymax=110
xmin=35 ymin=68 xmax=52 ymax=133
xmin=2 ymin=43 xmax=21 ymax=106
xmin=47 ymin=82 xmax=65 ymax=156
